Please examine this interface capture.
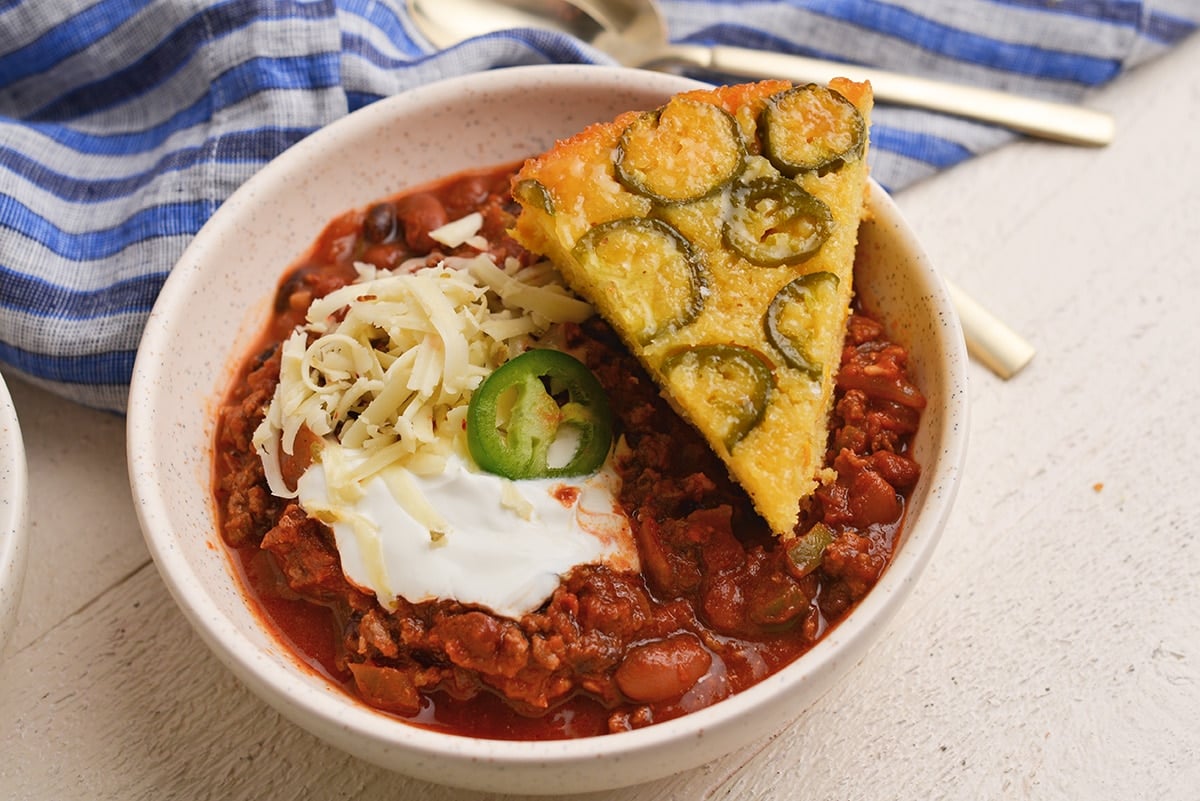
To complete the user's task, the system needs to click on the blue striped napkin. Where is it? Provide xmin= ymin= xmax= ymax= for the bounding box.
xmin=1 ymin=1 xmax=1195 ymax=412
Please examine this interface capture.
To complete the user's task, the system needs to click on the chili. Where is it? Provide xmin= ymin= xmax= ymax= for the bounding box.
xmin=211 ymin=163 xmax=926 ymax=741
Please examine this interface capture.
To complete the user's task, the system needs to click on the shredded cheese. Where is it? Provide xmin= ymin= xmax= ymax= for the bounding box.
xmin=428 ymin=211 xmax=484 ymax=248
xmin=252 ymin=235 xmax=593 ymax=496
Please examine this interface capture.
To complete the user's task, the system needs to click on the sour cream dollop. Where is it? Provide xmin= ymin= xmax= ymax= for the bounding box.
xmin=295 ymin=446 xmax=637 ymax=619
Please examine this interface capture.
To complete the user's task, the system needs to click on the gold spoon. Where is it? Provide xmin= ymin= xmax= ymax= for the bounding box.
xmin=407 ymin=0 xmax=1113 ymax=147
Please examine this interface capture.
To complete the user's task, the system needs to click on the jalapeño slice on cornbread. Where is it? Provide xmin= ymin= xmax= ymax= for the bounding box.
xmin=511 ymin=79 xmax=872 ymax=536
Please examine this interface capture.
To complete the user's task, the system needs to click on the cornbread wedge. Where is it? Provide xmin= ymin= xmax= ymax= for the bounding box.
xmin=511 ymin=79 xmax=872 ymax=536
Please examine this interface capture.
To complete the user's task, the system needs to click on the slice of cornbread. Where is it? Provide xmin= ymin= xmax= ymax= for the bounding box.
xmin=511 ymin=79 xmax=872 ymax=536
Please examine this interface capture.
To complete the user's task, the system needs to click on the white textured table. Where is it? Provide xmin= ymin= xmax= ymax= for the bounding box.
xmin=3 ymin=34 xmax=1198 ymax=801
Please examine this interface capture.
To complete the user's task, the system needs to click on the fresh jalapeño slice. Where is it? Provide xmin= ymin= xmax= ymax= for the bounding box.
xmin=467 ymin=349 xmax=613 ymax=480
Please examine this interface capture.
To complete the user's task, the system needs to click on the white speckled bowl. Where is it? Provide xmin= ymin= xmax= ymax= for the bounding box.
xmin=0 ymin=371 xmax=29 ymax=652
xmin=128 ymin=65 xmax=968 ymax=795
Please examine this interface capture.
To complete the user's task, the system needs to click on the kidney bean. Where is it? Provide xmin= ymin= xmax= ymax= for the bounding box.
xmin=847 ymin=468 xmax=901 ymax=526
xmin=278 ymin=424 xmax=322 ymax=492
xmin=869 ymin=450 xmax=921 ymax=489
xmin=701 ymin=575 xmax=746 ymax=635
xmin=614 ymin=633 xmax=712 ymax=703
xmin=441 ymin=173 xmax=491 ymax=218
xmin=395 ymin=192 xmax=448 ymax=253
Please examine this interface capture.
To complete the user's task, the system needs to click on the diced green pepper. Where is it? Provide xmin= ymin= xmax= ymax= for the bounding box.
xmin=615 ymin=97 xmax=745 ymax=204
xmin=748 ymin=574 xmax=810 ymax=630
xmin=467 ymin=349 xmax=613 ymax=480
xmin=572 ymin=217 xmax=706 ymax=343
xmin=723 ymin=177 xmax=833 ymax=267
xmin=764 ymin=271 xmax=840 ymax=380
xmin=761 ymin=84 xmax=866 ymax=177
xmin=786 ymin=522 xmax=835 ymax=579
xmin=660 ymin=344 xmax=774 ymax=452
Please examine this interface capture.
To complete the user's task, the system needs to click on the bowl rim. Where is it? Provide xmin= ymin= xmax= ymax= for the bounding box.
xmin=128 ymin=63 xmax=968 ymax=775
xmin=0 ymin=370 xmax=29 ymax=649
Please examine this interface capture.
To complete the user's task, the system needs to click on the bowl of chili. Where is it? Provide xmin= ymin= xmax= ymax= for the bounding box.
xmin=128 ymin=64 xmax=968 ymax=794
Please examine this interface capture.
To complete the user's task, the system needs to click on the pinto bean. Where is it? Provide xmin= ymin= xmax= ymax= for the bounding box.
xmin=395 ymin=192 xmax=448 ymax=253
xmin=614 ymin=633 xmax=712 ymax=703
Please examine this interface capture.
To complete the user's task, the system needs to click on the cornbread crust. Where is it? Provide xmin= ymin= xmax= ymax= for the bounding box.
xmin=511 ymin=79 xmax=873 ymax=536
